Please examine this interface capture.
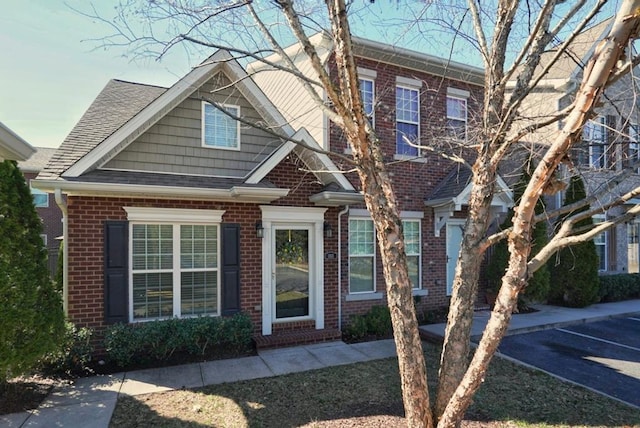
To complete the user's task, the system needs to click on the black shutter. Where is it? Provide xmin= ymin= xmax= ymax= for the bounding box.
xmin=104 ymin=221 xmax=128 ymax=324
xmin=221 ymin=223 xmax=241 ymax=316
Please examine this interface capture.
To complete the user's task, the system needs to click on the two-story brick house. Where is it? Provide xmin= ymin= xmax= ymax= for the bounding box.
xmin=35 ymin=38 xmax=514 ymax=350
xmin=250 ymin=33 xmax=513 ymax=326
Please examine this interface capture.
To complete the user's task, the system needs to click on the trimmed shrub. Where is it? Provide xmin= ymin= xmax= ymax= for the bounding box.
xmin=103 ymin=313 xmax=253 ymax=368
xmin=599 ymin=274 xmax=640 ymax=302
xmin=38 ymin=322 xmax=94 ymax=376
xmin=549 ymin=175 xmax=600 ymax=307
xmin=343 ymin=305 xmax=392 ymax=341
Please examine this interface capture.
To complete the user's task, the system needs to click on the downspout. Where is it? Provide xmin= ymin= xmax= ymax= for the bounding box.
xmin=54 ymin=189 xmax=68 ymax=316
xmin=337 ymin=205 xmax=349 ymax=330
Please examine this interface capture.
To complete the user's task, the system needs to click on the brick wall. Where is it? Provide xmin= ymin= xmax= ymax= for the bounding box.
xmin=326 ymin=55 xmax=484 ymax=326
xmin=65 ymin=152 xmax=342 ymax=346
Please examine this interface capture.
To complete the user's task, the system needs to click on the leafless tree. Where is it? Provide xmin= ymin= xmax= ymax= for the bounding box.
xmin=81 ymin=1 xmax=640 ymax=426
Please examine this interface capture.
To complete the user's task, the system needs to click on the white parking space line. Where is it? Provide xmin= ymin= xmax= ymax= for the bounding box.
xmin=628 ymin=317 xmax=640 ymax=322
xmin=556 ymin=328 xmax=640 ymax=353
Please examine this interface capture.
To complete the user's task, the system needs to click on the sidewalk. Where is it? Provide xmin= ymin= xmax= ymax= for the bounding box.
xmin=3 ymin=299 xmax=638 ymax=427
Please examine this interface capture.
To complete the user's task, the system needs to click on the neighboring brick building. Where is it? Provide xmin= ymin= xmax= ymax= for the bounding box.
xmin=18 ymin=147 xmax=63 ymax=275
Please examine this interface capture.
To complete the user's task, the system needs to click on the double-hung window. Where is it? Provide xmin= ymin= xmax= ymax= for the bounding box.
xmin=360 ymin=78 xmax=375 ymax=123
xmin=593 ymin=214 xmax=607 ymax=272
xmin=396 ymin=83 xmax=420 ymax=156
xmin=446 ymin=96 xmax=467 ymax=141
xmin=202 ymin=101 xmax=240 ymax=150
xmin=348 ymin=214 xmax=422 ymax=294
xmin=583 ymin=117 xmax=607 ymax=168
xmin=349 ymin=218 xmax=375 ymax=293
xmin=402 ymin=219 xmax=421 ymax=289
xmin=629 ymin=124 xmax=639 ymax=172
xmin=126 ymin=207 xmax=223 ymax=321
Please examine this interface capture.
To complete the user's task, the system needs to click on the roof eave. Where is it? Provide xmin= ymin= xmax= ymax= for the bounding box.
xmin=33 ymin=179 xmax=289 ymax=203
xmin=309 ymin=191 xmax=364 ymax=206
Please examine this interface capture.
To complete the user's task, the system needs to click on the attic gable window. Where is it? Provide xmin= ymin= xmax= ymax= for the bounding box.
xmin=202 ymin=101 xmax=240 ymax=150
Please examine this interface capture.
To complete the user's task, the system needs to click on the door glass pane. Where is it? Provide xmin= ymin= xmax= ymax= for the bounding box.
xmin=275 ymin=229 xmax=309 ymax=318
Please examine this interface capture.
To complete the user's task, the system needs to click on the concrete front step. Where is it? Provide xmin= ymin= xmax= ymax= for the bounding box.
xmin=253 ymin=328 xmax=342 ymax=349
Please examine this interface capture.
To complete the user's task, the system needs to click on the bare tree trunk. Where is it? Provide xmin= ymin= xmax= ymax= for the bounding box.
xmin=437 ymin=3 xmax=640 ymax=426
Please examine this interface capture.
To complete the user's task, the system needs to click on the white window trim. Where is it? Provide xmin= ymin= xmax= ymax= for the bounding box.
xmin=201 ymin=101 xmax=241 ymax=151
xmin=402 ymin=218 xmax=422 ymax=290
xmin=593 ymin=214 xmax=607 ymax=272
xmin=124 ymin=207 xmax=225 ymax=322
xmin=40 ymin=234 xmax=47 ymax=247
xmin=348 ymin=217 xmax=377 ymax=295
xmin=446 ymin=94 xmax=468 ymax=142
xmin=584 ymin=116 xmax=607 ymax=169
xmin=396 ymin=84 xmax=421 ymax=156
xmin=346 ymin=210 xmax=424 ymax=295
xmin=629 ymin=123 xmax=639 ymax=173
xmin=124 ymin=207 xmax=225 ymax=224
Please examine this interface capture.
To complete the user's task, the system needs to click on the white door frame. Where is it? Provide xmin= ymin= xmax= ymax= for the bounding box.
xmin=260 ymin=205 xmax=327 ymax=335
xmin=446 ymin=219 xmax=465 ymax=296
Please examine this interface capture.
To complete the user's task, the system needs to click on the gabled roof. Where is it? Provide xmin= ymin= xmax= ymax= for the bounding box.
xmin=35 ymin=49 xmax=355 ymax=203
xmin=0 ymin=121 xmax=35 ymax=161
xmin=38 ymin=80 xmax=166 ymax=180
xmin=425 ymin=165 xmax=513 ymax=237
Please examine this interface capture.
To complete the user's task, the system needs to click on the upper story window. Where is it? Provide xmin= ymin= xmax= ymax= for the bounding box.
xmin=396 ymin=78 xmax=421 ymax=156
xmin=30 ymin=180 xmax=48 ymax=208
xmin=583 ymin=116 xmax=607 ymax=168
xmin=629 ymin=124 xmax=639 ymax=171
xmin=202 ymin=101 xmax=240 ymax=150
xmin=360 ymin=78 xmax=375 ymax=123
xmin=446 ymin=96 xmax=467 ymax=141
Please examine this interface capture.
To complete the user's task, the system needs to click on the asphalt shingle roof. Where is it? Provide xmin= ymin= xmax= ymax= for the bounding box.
xmin=38 ymin=80 xmax=166 ymax=180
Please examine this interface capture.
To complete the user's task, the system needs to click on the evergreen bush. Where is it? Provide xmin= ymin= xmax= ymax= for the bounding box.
xmin=549 ymin=175 xmax=600 ymax=307
xmin=598 ymin=273 xmax=640 ymax=302
xmin=485 ymin=164 xmax=550 ymax=302
xmin=0 ymin=160 xmax=65 ymax=381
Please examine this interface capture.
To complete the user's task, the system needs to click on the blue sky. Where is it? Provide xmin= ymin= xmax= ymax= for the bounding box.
xmin=1 ymin=1 xmax=614 ymax=149
xmin=1 ymin=1 xmax=480 ymax=149
xmin=1 ymin=1 xmax=192 ymax=148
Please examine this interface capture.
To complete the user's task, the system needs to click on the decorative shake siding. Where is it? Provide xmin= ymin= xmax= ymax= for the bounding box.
xmin=104 ymin=73 xmax=283 ymax=177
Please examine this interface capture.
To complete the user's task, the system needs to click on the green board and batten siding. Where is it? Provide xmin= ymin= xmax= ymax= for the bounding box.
xmin=104 ymin=73 xmax=282 ymax=178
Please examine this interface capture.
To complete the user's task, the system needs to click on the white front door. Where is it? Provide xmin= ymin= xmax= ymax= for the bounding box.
xmin=260 ymin=206 xmax=326 ymax=335
xmin=446 ymin=220 xmax=465 ymax=296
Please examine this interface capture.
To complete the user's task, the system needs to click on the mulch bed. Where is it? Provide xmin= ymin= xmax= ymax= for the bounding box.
xmin=0 ymin=375 xmax=65 ymax=415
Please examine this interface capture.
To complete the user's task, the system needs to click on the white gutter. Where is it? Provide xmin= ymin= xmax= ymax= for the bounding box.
xmin=337 ymin=205 xmax=349 ymax=330
xmin=33 ymin=180 xmax=289 ymax=203
xmin=54 ymin=189 xmax=68 ymax=316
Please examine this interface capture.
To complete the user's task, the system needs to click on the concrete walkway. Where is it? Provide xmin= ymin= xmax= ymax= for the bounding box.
xmin=3 ymin=299 xmax=638 ymax=427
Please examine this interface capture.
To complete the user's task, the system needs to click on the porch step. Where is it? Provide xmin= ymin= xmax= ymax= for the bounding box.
xmin=253 ymin=328 xmax=343 ymax=350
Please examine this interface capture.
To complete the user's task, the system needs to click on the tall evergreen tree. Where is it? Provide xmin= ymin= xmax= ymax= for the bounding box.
xmin=486 ymin=164 xmax=550 ymax=303
xmin=549 ymin=175 xmax=600 ymax=307
xmin=0 ymin=160 xmax=64 ymax=381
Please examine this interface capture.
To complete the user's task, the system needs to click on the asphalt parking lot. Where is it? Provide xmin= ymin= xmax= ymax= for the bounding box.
xmin=497 ymin=315 xmax=640 ymax=408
